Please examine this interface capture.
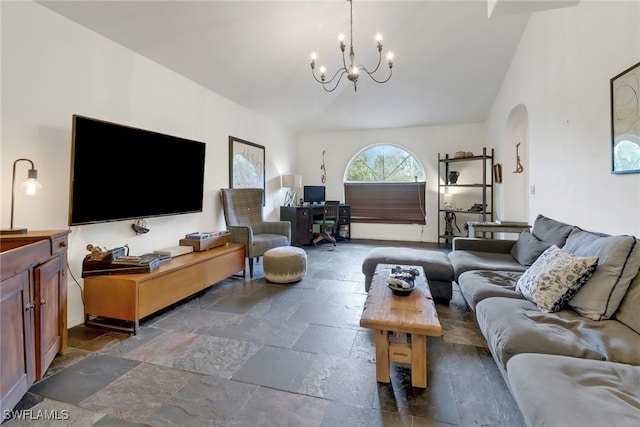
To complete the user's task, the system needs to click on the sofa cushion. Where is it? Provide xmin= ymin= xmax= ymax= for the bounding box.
xmin=615 ymin=272 xmax=640 ymax=334
xmin=509 ymin=229 xmax=551 ymax=266
xmin=507 ymin=354 xmax=640 ymax=427
xmin=475 ymin=297 xmax=640 ymax=369
xmin=564 ymin=229 xmax=640 ymax=320
xmin=530 ymin=214 xmax=575 ymax=248
xmin=516 ymin=245 xmax=598 ymax=313
xmin=457 ymin=270 xmax=524 ymax=312
xmin=448 ymin=250 xmax=525 ymax=281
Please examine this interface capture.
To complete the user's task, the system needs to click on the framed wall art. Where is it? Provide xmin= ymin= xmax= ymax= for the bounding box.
xmin=611 ymin=61 xmax=640 ymax=174
xmin=229 ymin=136 xmax=266 ymax=202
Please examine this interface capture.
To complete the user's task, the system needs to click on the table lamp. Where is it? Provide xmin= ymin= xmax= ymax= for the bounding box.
xmin=281 ymin=174 xmax=302 ymax=206
xmin=1 ymin=158 xmax=42 ymax=234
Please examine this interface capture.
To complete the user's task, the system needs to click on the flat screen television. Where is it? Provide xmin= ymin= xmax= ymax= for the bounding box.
xmin=303 ymin=185 xmax=325 ymax=204
xmin=69 ymin=115 xmax=206 ymax=226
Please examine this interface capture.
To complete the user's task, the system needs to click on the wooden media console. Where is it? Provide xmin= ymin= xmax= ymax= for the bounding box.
xmin=84 ymin=243 xmax=245 ymax=333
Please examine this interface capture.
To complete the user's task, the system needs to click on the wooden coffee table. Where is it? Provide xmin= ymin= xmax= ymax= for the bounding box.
xmin=360 ymin=264 xmax=442 ymax=388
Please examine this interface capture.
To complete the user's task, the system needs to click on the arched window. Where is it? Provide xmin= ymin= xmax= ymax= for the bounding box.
xmin=346 ymin=144 xmax=425 ymax=182
xmin=345 ymin=144 xmax=426 ymax=224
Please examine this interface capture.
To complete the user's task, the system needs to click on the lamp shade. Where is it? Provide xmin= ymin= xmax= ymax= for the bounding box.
xmin=281 ymin=174 xmax=302 ymax=188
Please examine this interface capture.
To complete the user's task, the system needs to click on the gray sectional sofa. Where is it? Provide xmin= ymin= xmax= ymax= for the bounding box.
xmin=450 ymin=214 xmax=640 ymax=426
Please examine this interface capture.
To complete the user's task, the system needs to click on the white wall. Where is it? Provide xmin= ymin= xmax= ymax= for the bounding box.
xmin=488 ymin=0 xmax=640 ymax=236
xmin=1 ymin=1 xmax=296 ymax=327
xmin=296 ymin=123 xmax=487 ymax=242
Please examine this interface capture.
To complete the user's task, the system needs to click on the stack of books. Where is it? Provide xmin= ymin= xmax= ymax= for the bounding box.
xmin=183 ymin=230 xmax=229 ymax=240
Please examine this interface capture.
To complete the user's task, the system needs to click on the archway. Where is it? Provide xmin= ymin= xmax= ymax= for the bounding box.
xmin=502 ymin=105 xmax=530 ymax=221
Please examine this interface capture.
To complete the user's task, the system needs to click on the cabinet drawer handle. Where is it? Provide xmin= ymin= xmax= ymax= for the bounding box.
xmin=24 ymin=302 xmax=34 ymax=311
xmin=59 ymin=241 xmax=67 ymax=247
xmin=40 ymin=298 xmax=46 ymax=305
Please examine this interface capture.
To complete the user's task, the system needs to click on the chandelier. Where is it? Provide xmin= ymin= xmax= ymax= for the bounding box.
xmin=309 ymin=0 xmax=394 ymax=92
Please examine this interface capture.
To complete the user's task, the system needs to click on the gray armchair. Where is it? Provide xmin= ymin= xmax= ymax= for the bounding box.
xmin=220 ymin=188 xmax=291 ymax=278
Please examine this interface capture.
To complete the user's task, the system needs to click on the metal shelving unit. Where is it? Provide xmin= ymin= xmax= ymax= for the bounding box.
xmin=437 ymin=147 xmax=494 ymax=244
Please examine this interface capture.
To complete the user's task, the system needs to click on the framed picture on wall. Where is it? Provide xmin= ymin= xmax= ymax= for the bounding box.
xmin=229 ymin=136 xmax=266 ymax=204
xmin=611 ymin=61 xmax=640 ymax=174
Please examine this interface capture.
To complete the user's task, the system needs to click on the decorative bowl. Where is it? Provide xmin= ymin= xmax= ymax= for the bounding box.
xmin=387 ymin=277 xmax=416 ymax=297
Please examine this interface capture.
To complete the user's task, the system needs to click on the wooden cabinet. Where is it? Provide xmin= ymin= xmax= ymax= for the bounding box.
xmin=35 ymin=256 xmax=65 ymax=377
xmin=280 ymin=206 xmax=313 ymax=246
xmin=1 ymin=230 xmax=69 ymax=413
xmin=437 ymin=148 xmax=494 ymax=244
xmin=0 ymin=271 xmax=34 ymax=416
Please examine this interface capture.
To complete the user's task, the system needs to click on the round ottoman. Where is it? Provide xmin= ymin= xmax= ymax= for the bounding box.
xmin=263 ymin=246 xmax=307 ymax=283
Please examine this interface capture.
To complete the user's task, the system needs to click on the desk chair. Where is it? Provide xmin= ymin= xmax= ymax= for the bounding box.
xmin=312 ymin=201 xmax=340 ymax=246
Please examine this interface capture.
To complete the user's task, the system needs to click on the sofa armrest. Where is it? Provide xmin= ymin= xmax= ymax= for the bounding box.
xmin=228 ymin=225 xmax=252 ymax=245
xmin=452 ymin=237 xmax=516 ymax=254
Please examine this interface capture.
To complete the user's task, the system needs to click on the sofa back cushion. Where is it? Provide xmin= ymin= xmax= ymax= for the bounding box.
xmin=564 ymin=229 xmax=640 ymax=320
xmin=510 ymin=230 xmax=552 ymax=266
xmin=615 ymin=271 xmax=640 ymax=334
xmin=531 ymin=214 xmax=575 ymax=248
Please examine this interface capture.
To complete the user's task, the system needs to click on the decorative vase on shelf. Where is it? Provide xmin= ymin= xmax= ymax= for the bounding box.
xmin=448 ymin=171 xmax=460 ymax=184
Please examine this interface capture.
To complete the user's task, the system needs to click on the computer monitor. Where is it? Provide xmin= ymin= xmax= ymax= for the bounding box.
xmin=303 ymin=185 xmax=326 ymax=204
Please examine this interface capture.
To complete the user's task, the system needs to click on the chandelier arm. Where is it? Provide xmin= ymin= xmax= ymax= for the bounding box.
xmin=311 ymin=66 xmax=348 ymax=86
xmin=361 ymin=50 xmax=383 ymax=76
xmin=322 ymin=69 xmax=348 ymax=92
xmin=362 ymin=67 xmax=393 ymax=84
xmin=341 ymin=47 xmax=350 ymax=73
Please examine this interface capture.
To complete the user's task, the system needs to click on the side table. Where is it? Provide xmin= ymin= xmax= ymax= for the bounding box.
xmin=466 ymin=221 xmax=531 ymax=238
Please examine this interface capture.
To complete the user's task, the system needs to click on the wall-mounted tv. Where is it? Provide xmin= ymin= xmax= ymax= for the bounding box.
xmin=69 ymin=115 xmax=206 ymax=226
xmin=303 ymin=185 xmax=325 ymax=204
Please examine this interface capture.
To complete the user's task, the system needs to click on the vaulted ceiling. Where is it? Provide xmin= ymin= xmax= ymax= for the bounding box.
xmin=37 ymin=1 xmax=573 ymax=133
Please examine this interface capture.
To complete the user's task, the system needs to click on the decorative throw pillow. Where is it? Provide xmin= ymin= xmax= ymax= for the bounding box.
xmin=510 ymin=230 xmax=552 ymax=266
xmin=516 ymin=245 xmax=598 ymax=313
xmin=564 ymin=229 xmax=640 ymax=320
xmin=531 ymin=214 xmax=575 ymax=248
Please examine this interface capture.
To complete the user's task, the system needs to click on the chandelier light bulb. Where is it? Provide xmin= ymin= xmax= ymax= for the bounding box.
xmin=387 ymin=52 xmax=394 ymax=61
xmin=310 ymin=52 xmax=317 ymax=61
xmin=319 ymin=66 xmax=326 ymax=74
xmin=338 ymin=33 xmax=345 ymax=42
xmin=376 ymin=32 xmax=382 ymax=42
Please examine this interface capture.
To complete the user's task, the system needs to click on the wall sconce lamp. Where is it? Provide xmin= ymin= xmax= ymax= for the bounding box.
xmin=2 ymin=158 xmax=42 ymax=234
xmin=281 ymin=174 xmax=302 ymax=206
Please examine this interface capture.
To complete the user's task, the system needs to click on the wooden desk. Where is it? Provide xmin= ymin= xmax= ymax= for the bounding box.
xmin=84 ymin=243 xmax=244 ymax=334
xmin=360 ymin=264 xmax=442 ymax=388
xmin=280 ymin=204 xmax=351 ymax=246
xmin=466 ymin=221 xmax=531 ymax=238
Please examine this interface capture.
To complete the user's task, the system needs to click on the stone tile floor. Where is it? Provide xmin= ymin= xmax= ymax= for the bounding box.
xmin=4 ymin=240 xmax=525 ymax=426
